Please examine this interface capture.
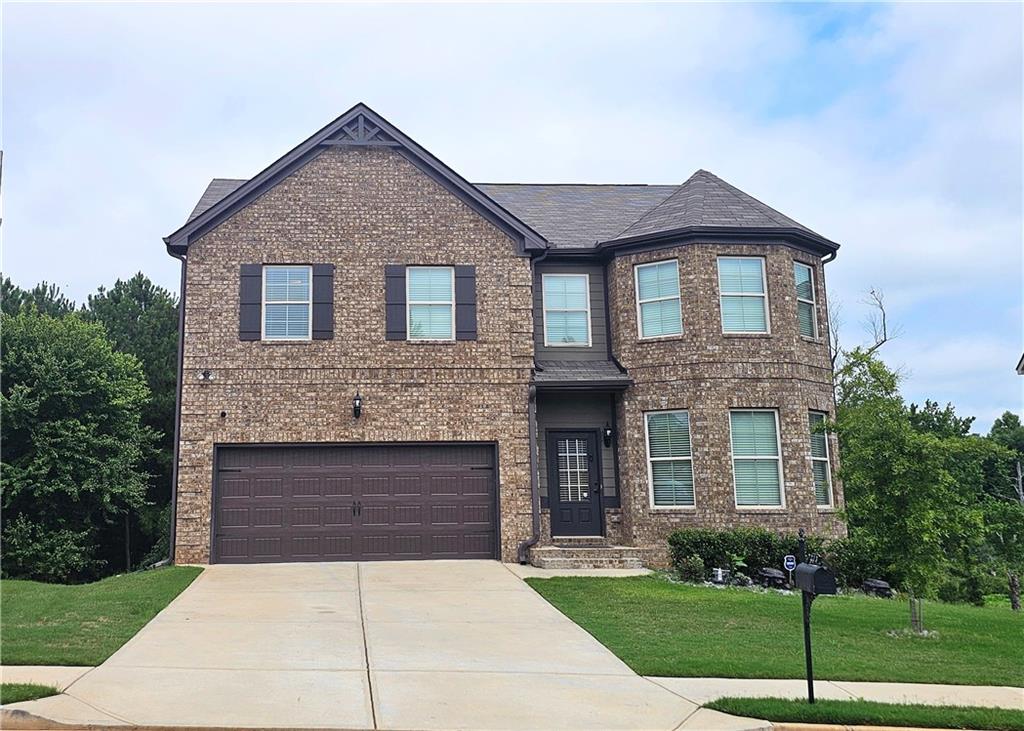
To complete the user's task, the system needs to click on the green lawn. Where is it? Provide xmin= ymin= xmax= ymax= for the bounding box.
xmin=1 ymin=566 xmax=202 ymax=666
xmin=1 ymin=684 xmax=60 ymax=705
xmin=526 ymin=576 xmax=1023 ymax=686
xmin=705 ymin=697 xmax=1024 ymax=731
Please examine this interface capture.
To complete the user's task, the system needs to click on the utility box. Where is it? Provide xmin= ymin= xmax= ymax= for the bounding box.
xmin=794 ymin=563 xmax=837 ymax=596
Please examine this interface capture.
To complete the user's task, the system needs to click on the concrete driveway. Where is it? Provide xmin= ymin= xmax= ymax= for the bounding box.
xmin=5 ymin=561 xmax=757 ymax=730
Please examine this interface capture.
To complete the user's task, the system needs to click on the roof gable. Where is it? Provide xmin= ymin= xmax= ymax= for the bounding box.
xmin=164 ymin=103 xmax=547 ymax=254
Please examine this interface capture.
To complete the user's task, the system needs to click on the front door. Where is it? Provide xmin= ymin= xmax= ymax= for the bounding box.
xmin=547 ymin=431 xmax=603 ymax=537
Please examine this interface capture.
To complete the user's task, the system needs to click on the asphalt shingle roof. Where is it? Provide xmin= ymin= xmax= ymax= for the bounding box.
xmin=533 ymin=360 xmax=631 ymax=386
xmin=185 ymin=170 xmax=830 ymax=249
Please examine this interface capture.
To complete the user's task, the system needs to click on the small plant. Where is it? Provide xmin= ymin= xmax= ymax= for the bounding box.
xmin=677 ymin=554 xmax=705 ymax=582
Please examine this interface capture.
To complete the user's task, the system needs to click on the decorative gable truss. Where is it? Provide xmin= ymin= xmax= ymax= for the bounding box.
xmin=321 ymin=114 xmax=400 ymax=147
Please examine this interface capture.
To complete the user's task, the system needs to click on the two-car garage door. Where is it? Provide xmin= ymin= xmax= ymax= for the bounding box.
xmin=212 ymin=444 xmax=497 ymax=563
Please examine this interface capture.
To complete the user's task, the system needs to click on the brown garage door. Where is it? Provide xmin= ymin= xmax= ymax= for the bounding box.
xmin=212 ymin=444 xmax=497 ymax=563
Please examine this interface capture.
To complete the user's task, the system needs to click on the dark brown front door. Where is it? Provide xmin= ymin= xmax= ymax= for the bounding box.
xmin=547 ymin=431 xmax=603 ymax=537
xmin=212 ymin=444 xmax=497 ymax=563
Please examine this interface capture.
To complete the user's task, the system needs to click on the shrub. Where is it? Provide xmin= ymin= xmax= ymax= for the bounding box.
xmin=823 ymin=533 xmax=891 ymax=589
xmin=677 ymin=554 xmax=705 ymax=582
xmin=668 ymin=527 xmax=825 ymax=578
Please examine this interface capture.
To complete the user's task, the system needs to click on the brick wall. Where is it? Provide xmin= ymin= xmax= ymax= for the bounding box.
xmin=175 ymin=147 xmax=534 ymax=563
xmin=608 ymin=242 xmax=846 ymax=564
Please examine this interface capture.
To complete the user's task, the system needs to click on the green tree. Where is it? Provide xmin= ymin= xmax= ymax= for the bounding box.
xmin=909 ymin=400 xmax=975 ymax=438
xmin=84 ymin=273 xmax=179 ymax=567
xmin=1 ymin=312 xmax=154 ymax=581
xmin=835 ymin=349 xmax=982 ymax=629
xmin=1 ymin=276 xmax=75 ymax=317
xmin=982 ymin=498 xmax=1024 ymax=611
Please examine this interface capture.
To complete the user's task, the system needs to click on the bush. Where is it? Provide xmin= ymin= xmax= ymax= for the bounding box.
xmin=823 ymin=533 xmax=891 ymax=589
xmin=677 ymin=554 xmax=705 ymax=582
xmin=668 ymin=527 xmax=825 ymax=579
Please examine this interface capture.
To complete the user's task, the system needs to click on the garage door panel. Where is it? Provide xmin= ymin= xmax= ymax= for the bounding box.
xmin=213 ymin=444 xmax=496 ymax=563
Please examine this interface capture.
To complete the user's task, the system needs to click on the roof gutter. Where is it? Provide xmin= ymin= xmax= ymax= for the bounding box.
xmin=597 ymin=225 xmax=840 ymax=258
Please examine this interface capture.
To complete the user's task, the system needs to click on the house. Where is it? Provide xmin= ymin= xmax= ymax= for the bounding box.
xmin=164 ymin=103 xmax=845 ymax=568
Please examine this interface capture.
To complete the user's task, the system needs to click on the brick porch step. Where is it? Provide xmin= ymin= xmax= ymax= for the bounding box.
xmin=529 ymin=545 xmax=644 ymax=569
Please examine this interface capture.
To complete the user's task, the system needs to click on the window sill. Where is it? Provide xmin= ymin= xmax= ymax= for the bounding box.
xmin=259 ymin=339 xmax=313 ymax=345
xmin=800 ymin=336 xmax=825 ymax=345
xmin=405 ymin=339 xmax=457 ymax=345
xmin=734 ymin=506 xmax=788 ymax=513
xmin=637 ymin=334 xmax=686 ymax=344
xmin=722 ymin=332 xmax=772 ymax=339
xmin=649 ymin=506 xmax=697 ymax=513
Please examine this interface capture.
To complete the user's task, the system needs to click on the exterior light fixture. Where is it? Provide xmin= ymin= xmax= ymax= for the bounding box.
xmin=603 ymin=422 xmax=614 ymax=448
xmin=199 ymin=369 xmax=214 ymax=383
xmin=353 ymin=391 xmax=363 ymax=419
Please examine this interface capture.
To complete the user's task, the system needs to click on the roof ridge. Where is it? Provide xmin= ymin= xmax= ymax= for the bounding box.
xmin=611 ymin=169 xmax=711 ymax=238
xmin=474 ymin=182 xmax=678 ymax=188
xmin=696 ymin=170 xmax=803 ymax=229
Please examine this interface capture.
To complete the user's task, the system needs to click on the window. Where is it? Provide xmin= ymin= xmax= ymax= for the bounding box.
xmin=794 ymin=262 xmax=818 ymax=339
xmin=718 ymin=257 xmax=769 ymax=333
xmin=542 ymin=274 xmax=591 ymax=346
xmin=730 ymin=410 xmax=783 ymax=507
xmin=809 ymin=411 xmax=833 ymax=506
xmin=263 ymin=265 xmax=311 ymax=340
xmin=645 ymin=410 xmax=694 ymax=507
xmin=635 ymin=260 xmax=682 ymax=338
xmin=556 ymin=438 xmax=590 ymax=503
xmin=407 ymin=266 xmax=455 ymax=341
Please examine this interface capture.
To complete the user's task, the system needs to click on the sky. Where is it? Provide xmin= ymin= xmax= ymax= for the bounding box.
xmin=2 ymin=2 xmax=1022 ymax=431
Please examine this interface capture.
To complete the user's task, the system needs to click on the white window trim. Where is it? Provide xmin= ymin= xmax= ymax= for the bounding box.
xmin=718 ymin=256 xmax=771 ymax=335
xmin=634 ymin=259 xmax=683 ymax=340
xmin=729 ymin=408 xmax=786 ymax=509
xmin=644 ymin=409 xmax=696 ymax=510
xmin=261 ymin=264 xmax=312 ymax=342
xmin=542 ymin=272 xmax=592 ymax=347
xmin=406 ymin=266 xmax=455 ymax=342
xmin=809 ymin=410 xmax=833 ymax=508
xmin=795 ymin=261 xmax=818 ymax=339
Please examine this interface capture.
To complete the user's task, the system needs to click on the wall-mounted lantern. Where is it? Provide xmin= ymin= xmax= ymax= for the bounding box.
xmin=353 ymin=391 xmax=363 ymax=419
xmin=199 ymin=369 xmax=214 ymax=384
xmin=603 ymin=422 xmax=614 ymax=448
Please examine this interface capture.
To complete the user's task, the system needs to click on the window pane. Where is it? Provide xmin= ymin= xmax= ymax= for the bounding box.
xmin=544 ymin=275 xmax=588 ymax=310
xmin=546 ymin=311 xmax=589 ymax=344
xmin=813 ymin=461 xmax=831 ymax=505
xmin=408 ymin=303 xmax=453 ymax=339
xmin=265 ymin=266 xmax=310 ymax=302
xmin=637 ymin=261 xmax=679 ymax=301
xmin=721 ymin=295 xmax=767 ymax=332
xmin=652 ymin=460 xmax=694 ymax=506
xmin=798 ymin=301 xmax=816 ymax=338
xmin=734 ymin=459 xmax=782 ymax=506
xmin=408 ymin=268 xmax=453 ymax=302
xmin=808 ymin=413 xmax=828 ymax=458
xmin=264 ymin=303 xmax=309 ymax=339
xmin=640 ymin=299 xmax=682 ymax=337
xmin=794 ymin=263 xmax=814 ymax=300
xmin=718 ymin=258 xmax=764 ymax=294
xmin=730 ymin=411 xmax=778 ymax=456
xmin=647 ymin=412 xmax=691 ymax=458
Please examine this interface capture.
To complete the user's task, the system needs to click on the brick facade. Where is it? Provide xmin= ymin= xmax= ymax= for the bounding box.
xmin=175 ymin=147 xmax=534 ymax=564
xmin=607 ymin=243 xmax=845 ymax=565
xmin=173 ymin=143 xmax=844 ymax=567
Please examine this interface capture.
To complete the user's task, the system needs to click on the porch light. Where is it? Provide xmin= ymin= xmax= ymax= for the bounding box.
xmin=603 ymin=422 xmax=614 ymax=448
xmin=199 ymin=369 xmax=214 ymax=383
xmin=353 ymin=391 xmax=363 ymax=419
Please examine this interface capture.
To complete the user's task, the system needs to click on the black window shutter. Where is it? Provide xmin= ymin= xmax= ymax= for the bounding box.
xmin=239 ymin=264 xmax=262 ymax=341
xmin=454 ymin=265 xmax=477 ymax=341
xmin=312 ymin=264 xmax=335 ymax=340
xmin=384 ymin=265 xmax=406 ymax=340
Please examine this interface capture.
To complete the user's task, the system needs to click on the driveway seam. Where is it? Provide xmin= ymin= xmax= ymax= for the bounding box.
xmin=356 ymin=563 xmax=379 ymax=730
xmin=63 ymin=689 xmax=137 ymax=725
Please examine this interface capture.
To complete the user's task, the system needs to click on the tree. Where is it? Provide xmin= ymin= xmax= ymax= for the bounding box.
xmin=982 ymin=499 xmax=1024 ymax=611
xmin=835 ymin=349 xmax=982 ymax=630
xmin=1 ymin=276 xmax=75 ymax=317
xmin=83 ymin=273 xmax=180 ymax=568
xmin=1 ymin=311 xmax=154 ymax=581
xmin=989 ymin=412 xmax=1024 ymax=504
xmin=909 ymin=400 xmax=975 ymax=438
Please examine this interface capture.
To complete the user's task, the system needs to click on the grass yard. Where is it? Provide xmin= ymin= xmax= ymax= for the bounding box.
xmin=705 ymin=697 xmax=1024 ymax=731
xmin=526 ymin=576 xmax=1023 ymax=686
xmin=1 ymin=566 xmax=202 ymax=666
xmin=0 ymin=684 xmax=60 ymax=705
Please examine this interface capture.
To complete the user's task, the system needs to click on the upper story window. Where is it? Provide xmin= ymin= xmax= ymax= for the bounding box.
xmin=542 ymin=273 xmax=591 ymax=346
xmin=263 ymin=265 xmax=312 ymax=340
xmin=635 ymin=260 xmax=682 ymax=339
xmin=730 ymin=409 xmax=783 ymax=507
xmin=809 ymin=411 xmax=833 ymax=506
xmin=407 ymin=266 xmax=455 ymax=341
xmin=645 ymin=410 xmax=695 ymax=508
xmin=793 ymin=262 xmax=818 ymax=339
xmin=718 ymin=257 xmax=769 ymax=334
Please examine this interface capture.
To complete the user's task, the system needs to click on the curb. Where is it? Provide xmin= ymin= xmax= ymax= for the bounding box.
xmin=773 ymin=724 xmax=968 ymax=731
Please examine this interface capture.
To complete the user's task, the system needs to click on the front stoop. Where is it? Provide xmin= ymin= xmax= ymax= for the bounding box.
xmin=529 ymin=542 xmax=644 ymax=569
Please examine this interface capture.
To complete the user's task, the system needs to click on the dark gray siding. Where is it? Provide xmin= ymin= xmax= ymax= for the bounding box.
xmin=536 ymin=393 xmax=617 ymax=503
xmin=534 ymin=263 xmax=608 ymax=361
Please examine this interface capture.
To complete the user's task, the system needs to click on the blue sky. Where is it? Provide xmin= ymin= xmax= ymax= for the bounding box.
xmin=3 ymin=2 xmax=1021 ymax=430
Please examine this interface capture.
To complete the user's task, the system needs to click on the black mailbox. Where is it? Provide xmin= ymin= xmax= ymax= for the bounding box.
xmin=794 ymin=563 xmax=837 ymax=596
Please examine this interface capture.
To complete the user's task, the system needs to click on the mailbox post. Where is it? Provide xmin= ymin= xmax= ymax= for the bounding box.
xmin=795 ymin=529 xmax=837 ymax=704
